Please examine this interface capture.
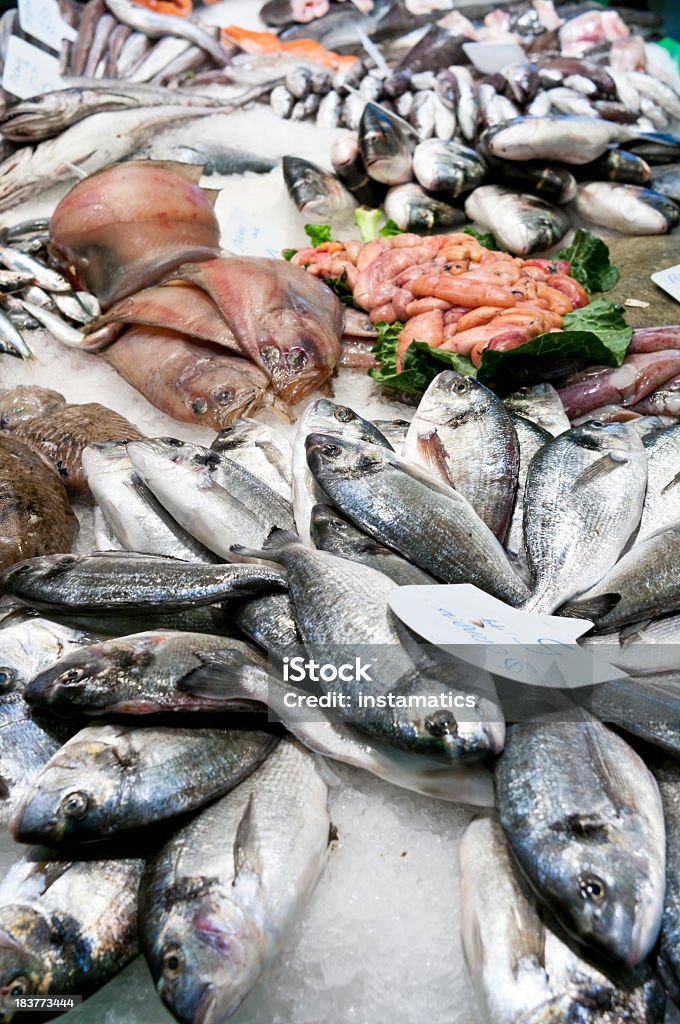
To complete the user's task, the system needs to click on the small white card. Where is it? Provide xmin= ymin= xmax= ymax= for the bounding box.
xmin=18 ymin=0 xmax=76 ymax=51
xmin=389 ymin=584 xmax=628 ymax=689
xmin=462 ymin=42 xmax=526 ymax=75
xmin=2 ymin=35 xmax=64 ymax=99
xmin=651 ymin=263 xmax=680 ymax=305
xmin=220 ymin=208 xmax=291 ymax=260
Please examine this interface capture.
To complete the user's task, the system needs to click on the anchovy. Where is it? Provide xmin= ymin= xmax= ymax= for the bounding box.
xmin=103 ymin=0 xmax=231 ymax=65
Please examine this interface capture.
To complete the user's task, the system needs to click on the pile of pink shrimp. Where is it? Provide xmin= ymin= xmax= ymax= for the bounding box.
xmin=290 ymin=232 xmax=589 ymax=370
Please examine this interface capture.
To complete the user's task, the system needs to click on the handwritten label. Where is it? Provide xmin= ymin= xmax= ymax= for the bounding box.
xmin=389 ymin=584 xmax=628 ymax=689
xmin=462 ymin=42 xmax=526 ymax=75
xmin=220 ymin=208 xmax=290 ymax=260
xmin=652 ymin=263 xmax=680 ymax=305
xmin=18 ymin=0 xmax=76 ymax=51
xmin=2 ymin=35 xmax=64 ymax=99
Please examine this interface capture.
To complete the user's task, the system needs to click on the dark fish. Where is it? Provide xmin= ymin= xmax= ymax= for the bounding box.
xmin=574 ymin=149 xmax=652 ymax=184
xmin=485 ymin=156 xmax=578 ymax=204
xmin=282 ymin=155 xmax=356 ymax=222
xmin=358 ymin=102 xmax=414 ymax=185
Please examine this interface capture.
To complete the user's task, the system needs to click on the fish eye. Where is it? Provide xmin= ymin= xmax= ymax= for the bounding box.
xmin=216 ymin=391 xmax=233 ymax=405
xmin=162 ymin=945 xmax=185 ymax=979
xmin=425 ymin=712 xmax=458 ymax=737
xmin=59 ymin=791 xmax=88 ymax=820
xmin=591 ymin=421 xmax=605 ymax=429
xmin=58 ymin=667 xmax=85 ymax=686
xmin=453 ymin=380 xmax=470 ymax=394
xmin=11 ymin=565 xmax=31 ymax=575
xmin=321 ymin=443 xmax=341 ymax=458
xmin=518 ymin=387 xmax=529 ymax=395
xmin=334 ymin=407 xmax=355 ymax=423
xmin=0 ymin=668 xmax=16 ymax=692
xmin=162 ymin=437 xmax=184 ymax=447
xmin=8 ymin=976 xmax=30 ymax=997
xmin=192 ymin=399 xmax=208 ymax=416
xmin=579 ymin=874 xmax=606 ymax=904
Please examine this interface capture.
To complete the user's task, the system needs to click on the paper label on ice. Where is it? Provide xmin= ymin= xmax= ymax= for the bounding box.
xmin=388 ymin=584 xmax=628 ymax=689
xmin=2 ymin=35 xmax=64 ymax=99
xmin=651 ymin=264 xmax=680 ymax=305
xmin=220 ymin=209 xmax=290 ymax=260
xmin=18 ymin=0 xmax=76 ymax=51
xmin=462 ymin=42 xmax=526 ymax=74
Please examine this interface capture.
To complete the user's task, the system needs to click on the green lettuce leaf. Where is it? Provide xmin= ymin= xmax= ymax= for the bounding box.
xmin=324 ymin=271 xmax=361 ymax=308
xmin=368 ymin=322 xmax=476 ymax=395
xmin=463 ymin=226 xmax=497 ymax=250
xmin=379 ymin=219 xmax=404 ymax=237
xmin=555 ymin=228 xmax=619 ymax=293
xmin=304 ymin=224 xmax=333 ymax=246
xmin=282 ymin=248 xmax=297 ymax=261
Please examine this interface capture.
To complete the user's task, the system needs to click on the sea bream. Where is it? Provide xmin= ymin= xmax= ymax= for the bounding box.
xmin=464 ymin=185 xmax=569 ymax=255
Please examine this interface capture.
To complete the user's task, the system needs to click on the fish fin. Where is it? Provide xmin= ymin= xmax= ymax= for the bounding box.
xmin=661 ymin=470 xmax=680 ymax=495
xmin=571 ymin=453 xmax=628 ymax=491
xmin=416 ymin=431 xmax=456 ymax=486
xmin=619 ymin=620 xmax=653 ymax=647
xmin=565 ymin=592 xmax=621 ymax=622
xmin=636 ymin=130 xmax=680 ymax=149
xmin=231 ymin=527 xmax=300 ymax=561
xmin=201 ymin=188 xmax=220 ymax=208
xmin=233 ymin=793 xmax=265 ymax=886
xmin=177 ymin=649 xmax=266 ymax=703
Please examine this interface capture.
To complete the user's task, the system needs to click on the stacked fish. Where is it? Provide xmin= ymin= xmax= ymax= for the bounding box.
xmin=3 ymin=370 xmax=680 ymax=1017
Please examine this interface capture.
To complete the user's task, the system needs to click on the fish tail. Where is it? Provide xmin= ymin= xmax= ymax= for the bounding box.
xmin=636 ymin=129 xmax=680 ymax=148
xmin=230 ymin=526 xmax=300 ymax=562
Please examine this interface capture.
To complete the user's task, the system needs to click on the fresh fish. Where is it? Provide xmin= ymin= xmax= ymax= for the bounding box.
xmin=306 ymin=433 xmax=529 ymax=604
xmin=330 ymin=129 xmax=382 ymax=206
xmin=574 ymin=181 xmax=680 ymax=235
xmin=310 ymin=504 xmax=436 ymax=585
xmin=0 ymin=246 xmax=69 ymax=293
xmin=588 ymin=674 xmax=680 ymax=757
xmin=654 ymin=759 xmax=680 ymax=1005
xmin=114 ymin=30 xmax=150 ymax=78
xmin=409 ymin=89 xmax=437 ymax=141
xmin=358 ymin=101 xmax=414 ymax=185
xmin=450 ymin=66 xmax=480 ymax=143
xmin=628 ymin=71 xmax=680 ymax=120
xmin=50 ymin=161 xmax=220 ymax=311
xmin=0 ymin=850 xmax=143 ymax=1017
xmin=270 ymin=83 xmax=294 ymax=119
xmin=93 ymin=503 xmax=124 ymax=551
xmin=371 ymin=417 xmax=411 ymax=452
xmin=651 ymin=163 xmax=680 ymax=202
xmin=383 ymin=182 xmax=465 ymax=231
xmin=70 ymin=0 xmax=106 ymax=76
xmin=464 ymin=186 xmax=569 ymax=255
xmin=1 ymin=552 xmax=287 ymax=615
xmin=282 ymin=155 xmax=356 ymax=223
xmin=478 ymin=83 xmax=522 ymax=125
xmin=0 ymin=615 xmax=93 ymax=688
xmin=177 ymin=257 xmax=343 ymax=404
xmin=18 ymin=299 xmax=86 ymax=348
xmin=635 ymin=425 xmax=680 ymax=544
xmin=103 ymin=0 xmax=231 ymax=64
xmin=106 ymin=329 xmax=273 ymax=430
xmin=631 ymin=374 xmax=680 ymax=417
xmin=177 ymin=652 xmax=495 ymax=805
xmin=0 ymin=436 xmax=77 ymax=574
xmin=403 ymin=371 xmax=520 ymax=541
xmin=23 ymin=631 xmax=267 ymax=717
xmin=411 ymin=138 xmax=486 ymax=197
xmin=12 ymin=723 xmax=276 ymax=842
xmin=126 ymin=437 xmax=294 ymax=561
xmin=231 ymin=591 xmax=302 ymax=660
xmin=576 ymin=149 xmax=652 ymax=185
xmin=138 ymin=138 xmax=278 ymax=177
xmin=129 ymin=35 xmax=191 ymax=84
xmin=520 ymin=422 xmax=647 ymax=614
xmin=495 ymin=717 xmax=666 ymax=967
xmin=0 ymin=308 xmax=30 ymax=359
xmin=210 ymin=419 xmax=292 ymax=501
xmin=0 ymin=385 xmax=141 ymax=492
xmin=53 ymin=291 xmax=93 ymax=324
xmin=140 ymin=740 xmax=328 ymax=1024
xmin=0 ymin=685 xmax=65 ymax=823
xmin=485 ymin=156 xmax=578 ymax=204
xmin=504 ymin=382 xmax=571 ymax=436
xmin=0 ymin=107 xmax=222 ymax=212
xmin=291 ymin=398 xmax=392 ymax=547
xmin=480 ymin=115 xmax=674 ymax=165
xmin=316 ymin=89 xmax=341 ymax=128
xmin=82 ymin=441 xmax=219 ymax=562
xmin=460 ymin=816 xmax=665 ymax=1024
xmin=505 ymin=413 xmax=551 ymax=585
xmin=569 ymin=525 xmax=680 ymax=631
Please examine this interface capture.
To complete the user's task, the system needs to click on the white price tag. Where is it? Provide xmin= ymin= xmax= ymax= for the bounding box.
xmin=220 ymin=208 xmax=290 ymax=260
xmin=18 ymin=0 xmax=76 ymax=51
xmin=2 ymin=35 xmax=64 ymax=99
xmin=462 ymin=42 xmax=526 ymax=74
xmin=651 ymin=263 xmax=680 ymax=305
xmin=389 ymin=584 xmax=628 ymax=689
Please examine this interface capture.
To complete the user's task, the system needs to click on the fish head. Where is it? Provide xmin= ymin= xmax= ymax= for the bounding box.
xmin=150 ymin=887 xmax=262 ymax=1024
xmin=418 ymin=371 xmax=490 ymax=426
xmin=82 ymin=439 xmax=131 ymax=478
xmin=0 ymin=915 xmax=45 ymax=1021
xmin=571 ymin=420 xmax=644 ymax=458
xmin=310 ymin=399 xmax=391 ymax=447
xmin=309 ymin=503 xmax=356 ymax=550
xmin=127 ymin=438 xmax=218 ymax=490
xmin=305 ymin=432 xmax=393 ymax=486
xmin=0 ymin=385 xmax=63 ymax=428
xmin=24 ymin=647 xmax=116 ymax=715
xmin=1 ymin=554 xmax=82 ymax=607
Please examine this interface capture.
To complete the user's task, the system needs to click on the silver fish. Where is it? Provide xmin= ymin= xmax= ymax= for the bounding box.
xmin=411 ymin=138 xmax=486 ymax=197
xmin=0 ymin=247 xmax=69 ymax=292
xmin=126 ymin=438 xmax=294 ymax=561
xmin=651 ymin=163 xmax=680 ymax=203
xmin=18 ymin=299 xmax=84 ymax=348
xmin=1 ymin=552 xmax=287 ymax=614
xmin=505 ymin=413 xmax=551 ymax=584
xmin=654 ymin=759 xmax=680 ymax=1005
xmin=504 ymin=384 xmax=577 ymax=436
xmin=129 ymin=36 xmax=190 ymax=84
xmin=316 ymin=89 xmax=341 ymax=128
xmin=449 ymin=66 xmax=479 ymax=142
xmin=140 ymin=739 xmax=328 ymax=1024
xmin=460 ymin=816 xmax=665 ymax=1024
xmin=306 ymin=433 xmax=529 ymax=604
xmin=82 ymin=441 xmax=219 ymax=563
xmin=635 ymin=425 xmax=680 ymax=544
xmin=11 ymin=723 xmax=277 ymax=842
xmin=231 ymin=591 xmax=301 ymax=660
xmin=403 ymin=371 xmax=520 ymax=541
xmin=371 ymin=417 xmax=411 ymax=452
xmin=0 ymin=615 xmax=93 ymax=688
xmin=409 ymin=89 xmax=437 ymax=141
xmin=103 ymin=0 xmax=231 ymax=64
xmin=571 ymin=182 xmax=680 ymax=235
xmin=0 ymin=308 xmax=30 ymax=359
xmin=570 ymin=524 xmax=680 ymax=631
xmin=581 ymin=614 xmax=680 ymax=676
xmin=520 ymin=422 xmax=648 ymax=613
xmin=210 ymin=419 xmax=292 ymax=502
xmin=0 ymin=686 xmax=64 ymax=823
xmin=589 ymin=673 xmax=680 ymax=757
xmin=291 ymin=399 xmax=392 ymax=547
xmin=464 ymin=185 xmax=569 ymax=255
xmin=270 ymin=84 xmax=294 ymax=119
xmin=495 ymin=717 xmax=666 ymax=967
xmin=481 ymin=115 xmax=638 ymax=165
xmin=358 ymin=101 xmax=414 ymax=185
xmin=629 ymin=71 xmax=680 ymax=120
xmin=383 ymin=182 xmax=464 ymax=231
xmin=282 ymin=156 xmax=356 ymax=223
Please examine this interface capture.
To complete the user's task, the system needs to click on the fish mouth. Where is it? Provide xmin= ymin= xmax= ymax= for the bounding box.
xmin=192 ymin=983 xmax=217 ymax=1024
